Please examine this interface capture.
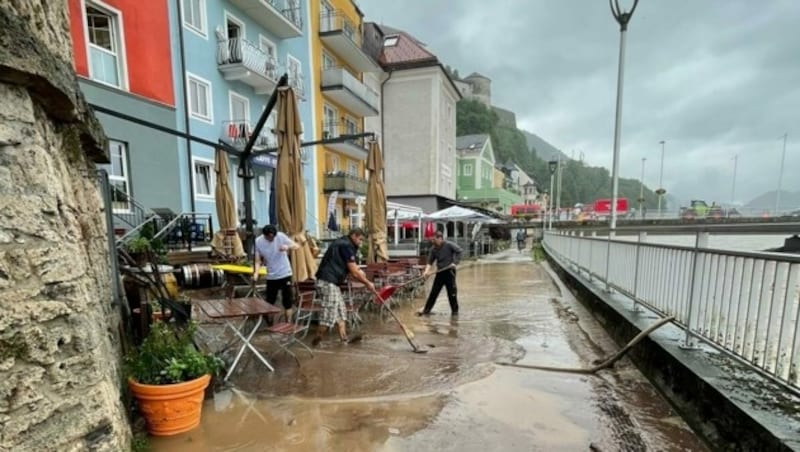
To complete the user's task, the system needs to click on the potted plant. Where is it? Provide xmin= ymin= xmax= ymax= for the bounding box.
xmin=126 ymin=321 xmax=222 ymax=436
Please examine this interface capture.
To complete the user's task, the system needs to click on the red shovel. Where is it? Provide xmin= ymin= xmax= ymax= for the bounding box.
xmin=375 ymin=285 xmax=428 ymax=354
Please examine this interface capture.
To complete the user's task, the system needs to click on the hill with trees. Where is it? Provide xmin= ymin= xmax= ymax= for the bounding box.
xmin=456 ymin=98 xmax=661 ymax=211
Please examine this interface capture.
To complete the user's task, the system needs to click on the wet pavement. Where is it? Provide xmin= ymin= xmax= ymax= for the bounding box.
xmin=150 ymin=248 xmax=708 ymax=451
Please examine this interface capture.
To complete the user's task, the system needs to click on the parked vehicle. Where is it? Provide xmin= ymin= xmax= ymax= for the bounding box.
xmin=510 ymin=203 xmax=542 ymax=220
xmin=591 ymin=198 xmax=629 ymax=221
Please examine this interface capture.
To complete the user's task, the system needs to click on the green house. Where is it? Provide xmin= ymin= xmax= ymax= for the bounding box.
xmin=456 ymin=134 xmax=522 ymax=214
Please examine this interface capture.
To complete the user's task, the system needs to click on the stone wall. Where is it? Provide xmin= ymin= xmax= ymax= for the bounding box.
xmin=0 ymin=1 xmax=130 ymax=450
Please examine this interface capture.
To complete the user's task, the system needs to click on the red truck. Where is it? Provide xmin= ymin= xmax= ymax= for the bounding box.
xmin=591 ymin=198 xmax=629 ymax=221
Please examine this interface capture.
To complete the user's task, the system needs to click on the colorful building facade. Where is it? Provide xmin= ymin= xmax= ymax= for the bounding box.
xmin=68 ymin=0 xmax=182 ymax=216
xmin=309 ymin=0 xmax=382 ymax=236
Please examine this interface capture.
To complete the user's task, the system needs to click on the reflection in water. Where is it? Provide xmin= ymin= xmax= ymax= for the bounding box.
xmin=150 ymin=249 xmax=707 ymax=451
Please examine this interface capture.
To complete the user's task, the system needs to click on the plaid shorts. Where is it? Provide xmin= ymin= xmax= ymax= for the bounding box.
xmin=316 ymin=279 xmax=347 ymax=327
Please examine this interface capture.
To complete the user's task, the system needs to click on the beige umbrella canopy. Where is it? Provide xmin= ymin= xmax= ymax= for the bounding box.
xmin=275 ymin=87 xmax=317 ymax=281
xmin=211 ymin=148 xmax=244 ymax=259
xmin=365 ymin=141 xmax=389 ymax=263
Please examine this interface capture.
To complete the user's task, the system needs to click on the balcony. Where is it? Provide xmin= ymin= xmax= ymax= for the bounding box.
xmin=228 ymin=0 xmax=302 ymax=38
xmin=288 ymin=70 xmax=305 ymax=100
xmin=321 ymin=67 xmax=380 ymax=117
xmin=220 ymin=120 xmax=276 ymax=151
xmin=323 ymin=172 xmax=367 ymax=195
xmin=321 ymin=121 xmax=369 ymax=160
xmin=217 ymin=38 xmax=279 ymax=95
xmin=319 ymin=11 xmax=380 ymax=73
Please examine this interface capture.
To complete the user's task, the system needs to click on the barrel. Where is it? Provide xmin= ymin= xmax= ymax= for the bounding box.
xmin=180 ymin=264 xmax=225 ymax=289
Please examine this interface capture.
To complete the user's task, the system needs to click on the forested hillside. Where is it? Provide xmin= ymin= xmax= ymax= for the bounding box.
xmin=456 ymin=99 xmax=661 ymax=210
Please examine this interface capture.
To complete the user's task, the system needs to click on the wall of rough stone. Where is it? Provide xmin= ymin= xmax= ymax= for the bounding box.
xmin=0 ymin=0 xmax=130 ymax=450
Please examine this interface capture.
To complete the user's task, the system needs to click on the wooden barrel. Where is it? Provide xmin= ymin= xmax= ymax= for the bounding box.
xmin=180 ymin=264 xmax=224 ymax=289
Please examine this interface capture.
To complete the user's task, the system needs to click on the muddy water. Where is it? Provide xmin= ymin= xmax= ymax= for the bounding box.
xmin=150 ymin=249 xmax=708 ymax=451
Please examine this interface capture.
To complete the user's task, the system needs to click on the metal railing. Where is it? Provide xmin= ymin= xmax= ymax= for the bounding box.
xmin=321 ymin=67 xmax=379 ymax=111
xmin=543 ymin=230 xmax=800 ymax=391
xmin=321 ymin=120 xmax=367 ymax=148
xmin=269 ymin=0 xmax=303 ymax=30
xmin=221 ymin=119 xmax=276 ymax=149
xmin=322 ymin=172 xmax=367 ymax=194
xmin=319 ymin=10 xmax=362 ymax=46
xmin=151 ymin=212 xmax=214 ymax=252
xmin=216 ymin=37 xmax=279 ymax=80
xmin=289 ymin=70 xmax=305 ymax=98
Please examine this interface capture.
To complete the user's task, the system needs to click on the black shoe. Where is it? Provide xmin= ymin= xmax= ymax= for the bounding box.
xmin=415 ymin=311 xmax=430 ymax=317
xmin=346 ymin=333 xmax=363 ymax=344
xmin=451 ymin=312 xmax=459 ymax=317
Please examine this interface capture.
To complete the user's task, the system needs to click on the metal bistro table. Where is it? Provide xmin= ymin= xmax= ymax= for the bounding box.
xmin=195 ymin=297 xmax=281 ymax=381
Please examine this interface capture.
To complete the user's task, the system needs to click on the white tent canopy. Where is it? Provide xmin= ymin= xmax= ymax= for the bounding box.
xmin=386 ymin=201 xmax=425 ymax=245
xmin=424 ymin=205 xmax=492 ymax=223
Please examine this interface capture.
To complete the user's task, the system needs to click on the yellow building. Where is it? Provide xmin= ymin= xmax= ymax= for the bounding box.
xmin=311 ymin=0 xmax=381 ymax=236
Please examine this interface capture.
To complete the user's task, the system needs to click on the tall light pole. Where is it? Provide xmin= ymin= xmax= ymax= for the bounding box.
xmin=730 ymin=154 xmax=738 ymax=213
xmin=776 ymin=133 xmax=788 ymax=215
xmin=608 ymin=0 xmax=639 ymax=230
xmin=638 ymin=157 xmax=646 ymax=219
xmin=556 ymin=157 xmax=564 ymax=221
xmin=548 ymin=160 xmax=557 ymax=229
xmin=656 ymin=140 xmax=666 ymax=217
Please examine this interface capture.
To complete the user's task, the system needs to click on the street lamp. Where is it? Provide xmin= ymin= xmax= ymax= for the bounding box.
xmin=656 ymin=140 xmax=666 ymax=218
xmin=608 ymin=0 xmax=639 ymax=230
xmin=638 ymin=157 xmax=646 ymax=219
xmin=548 ymin=160 xmax=558 ymax=229
xmin=776 ymin=133 xmax=788 ymax=215
xmin=730 ymin=154 xmax=738 ymax=215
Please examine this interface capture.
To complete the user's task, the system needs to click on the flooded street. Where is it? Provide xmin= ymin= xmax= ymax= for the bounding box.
xmin=151 ymin=249 xmax=707 ymax=451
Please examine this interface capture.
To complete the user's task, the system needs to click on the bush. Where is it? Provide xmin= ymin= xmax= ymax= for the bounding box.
xmin=126 ymin=321 xmax=222 ymax=385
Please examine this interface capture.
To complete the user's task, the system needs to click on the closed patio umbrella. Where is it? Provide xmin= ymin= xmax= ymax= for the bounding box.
xmin=275 ymin=86 xmax=317 ymax=281
xmin=211 ymin=148 xmax=244 ymax=259
xmin=365 ymin=141 xmax=388 ymax=263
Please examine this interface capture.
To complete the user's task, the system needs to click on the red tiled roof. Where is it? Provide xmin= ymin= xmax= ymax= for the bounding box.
xmin=378 ymin=31 xmax=438 ymax=68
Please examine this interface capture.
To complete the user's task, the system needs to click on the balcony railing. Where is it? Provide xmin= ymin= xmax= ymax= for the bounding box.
xmin=322 ymin=120 xmax=365 ymax=146
xmin=217 ymin=37 xmax=278 ymax=80
xmin=320 ymin=10 xmax=361 ymax=46
xmin=221 ymin=120 xmax=276 ymax=149
xmin=271 ymin=0 xmax=303 ymax=29
xmin=323 ymin=172 xmax=367 ymax=194
xmin=321 ymin=67 xmax=380 ymax=113
xmin=289 ymin=70 xmax=305 ymax=98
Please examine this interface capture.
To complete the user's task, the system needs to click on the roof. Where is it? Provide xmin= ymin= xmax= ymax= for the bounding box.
xmin=373 ymin=24 xmax=425 ymax=46
xmin=375 ymin=29 xmax=437 ymax=68
xmin=465 ymin=72 xmax=490 ymax=81
xmin=456 ymin=134 xmax=489 ymax=157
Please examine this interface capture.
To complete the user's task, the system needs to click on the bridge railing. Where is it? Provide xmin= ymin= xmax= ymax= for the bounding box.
xmin=543 ymin=230 xmax=800 ymax=392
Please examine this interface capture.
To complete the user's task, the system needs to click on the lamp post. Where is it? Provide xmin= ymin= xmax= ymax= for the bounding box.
xmin=608 ymin=0 xmax=639 ymax=231
xmin=638 ymin=157 xmax=646 ymax=219
xmin=548 ymin=160 xmax=558 ymax=229
xmin=776 ymin=133 xmax=788 ymax=215
xmin=730 ymin=154 xmax=738 ymax=215
xmin=656 ymin=140 xmax=666 ymax=218
xmin=556 ymin=157 xmax=564 ymax=222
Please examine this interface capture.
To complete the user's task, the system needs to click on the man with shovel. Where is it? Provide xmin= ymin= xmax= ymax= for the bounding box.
xmin=312 ymin=228 xmax=378 ymax=346
xmin=418 ymin=231 xmax=462 ymax=317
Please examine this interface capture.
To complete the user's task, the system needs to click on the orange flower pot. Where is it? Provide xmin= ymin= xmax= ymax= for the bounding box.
xmin=128 ymin=374 xmax=211 ymax=436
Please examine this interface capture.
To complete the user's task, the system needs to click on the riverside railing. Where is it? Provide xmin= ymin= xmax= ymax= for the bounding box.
xmin=543 ymin=229 xmax=800 ymax=392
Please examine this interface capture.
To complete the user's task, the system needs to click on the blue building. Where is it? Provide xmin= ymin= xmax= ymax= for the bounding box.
xmin=170 ymin=0 xmax=319 ymax=233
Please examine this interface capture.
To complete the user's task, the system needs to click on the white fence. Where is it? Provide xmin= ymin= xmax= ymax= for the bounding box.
xmin=543 ymin=230 xmax=800 ymax=391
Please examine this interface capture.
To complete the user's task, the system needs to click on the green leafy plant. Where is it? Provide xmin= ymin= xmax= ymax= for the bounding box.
xmin=126 ymin=321 xmax=222 ymax=385
xmin=127 ymin=236 xmax=152 ymax=254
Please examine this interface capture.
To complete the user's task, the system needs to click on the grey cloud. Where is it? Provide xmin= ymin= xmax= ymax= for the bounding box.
xmin=361 ymin=0 xmax=799 ymax=205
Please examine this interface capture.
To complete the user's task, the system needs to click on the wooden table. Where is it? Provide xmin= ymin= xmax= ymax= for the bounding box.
xmin=195 ymin=297 xmax=281 ymax=380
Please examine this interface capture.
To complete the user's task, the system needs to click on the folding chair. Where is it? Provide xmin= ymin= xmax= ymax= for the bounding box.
xmin=293 ymin=288 xmax=321 ymax=338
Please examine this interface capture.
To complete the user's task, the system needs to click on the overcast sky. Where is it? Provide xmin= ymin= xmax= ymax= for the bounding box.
xmin=361 ymin=0 xmax=799 ymax=206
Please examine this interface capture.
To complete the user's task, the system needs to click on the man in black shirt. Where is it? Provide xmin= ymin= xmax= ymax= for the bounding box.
xmin=313 ymin=228 xmax=377 ymax=345
xmin=418 ymin=231 xmax=462 ymax=316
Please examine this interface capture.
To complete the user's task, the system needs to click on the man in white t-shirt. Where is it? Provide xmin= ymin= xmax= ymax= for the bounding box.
xmin=253 ymin=225 xmax=299 ymax=319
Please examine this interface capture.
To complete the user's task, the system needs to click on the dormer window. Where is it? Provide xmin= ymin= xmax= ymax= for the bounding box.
xmin=384 ymin=36 xmax=398 ymax=47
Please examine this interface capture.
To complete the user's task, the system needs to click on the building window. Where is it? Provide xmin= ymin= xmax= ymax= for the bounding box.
xmin=105 ymin=140 xmax=130 ymax=213
xmin=384 ymin=36 xmax=399 ymax=47
xmin=182 ymin=0 xmax=206 ymax=36
xmin=348 ymin=161 xmax=358 ymax=177
xmin=287 ymin=54 xmax=303 ymax=96
xmin=323 ymin=104 xmax=336 ymax=138
xmin=86 ymin=4 xmax=124 ymax=87
xmin=344 ymin=117 xmax=357 ymax=135
xmin=322 ymin=51 xmax=335 ymax=70
xmin=464 ymin=163 xmax=473 ymax=176
xmin=187 ymin=73 xmax=212 ymax=122
xmin=193 ymin=158 xmax=214 ymax=198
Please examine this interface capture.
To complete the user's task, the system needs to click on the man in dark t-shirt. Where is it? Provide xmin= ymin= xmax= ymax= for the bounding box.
xmin=418 ymin=231 xmax=462 ymax=316
xmin=313 ymin=228 xmax=377 ymax=345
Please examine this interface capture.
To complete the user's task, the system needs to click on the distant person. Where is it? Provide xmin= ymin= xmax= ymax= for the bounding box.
xmin=253 ymin=225 xmax=299 ymax=320
xmin=312 ymin=228 xmax=378 ymax=346
xmin=516 ymin=230 xmax=526 ymax=252
xmin=418 ymin=231 xmax=462 ymax=316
